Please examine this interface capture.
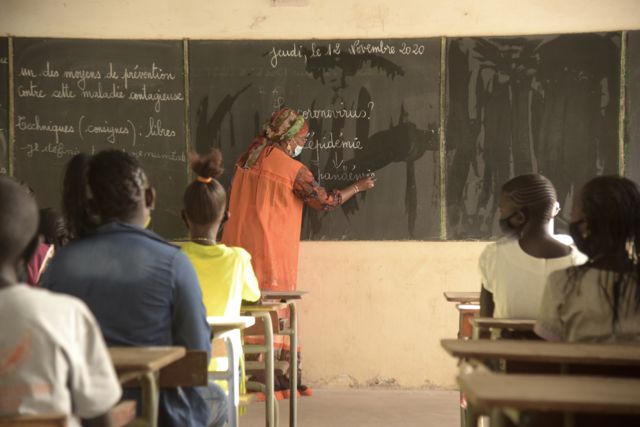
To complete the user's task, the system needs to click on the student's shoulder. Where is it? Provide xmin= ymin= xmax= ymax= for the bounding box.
xmin=480 ymin=237 xmax=516 ymax=260
xmin=229 ymin=245 xmax=252 ymax=260
xmin=13 ymin=286 xmax=94 ymax=322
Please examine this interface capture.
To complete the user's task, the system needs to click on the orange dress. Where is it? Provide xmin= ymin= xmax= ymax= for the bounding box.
xmin=222 ymin=145 xmax=304 ymax=291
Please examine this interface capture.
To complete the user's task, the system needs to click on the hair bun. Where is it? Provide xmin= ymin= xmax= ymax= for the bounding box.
xmin=189 ymin=149 xmax=224 ymax=179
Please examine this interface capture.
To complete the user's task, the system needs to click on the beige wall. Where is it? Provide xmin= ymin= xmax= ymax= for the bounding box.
xmin=2 ymin=0 xmax=639 ymax=388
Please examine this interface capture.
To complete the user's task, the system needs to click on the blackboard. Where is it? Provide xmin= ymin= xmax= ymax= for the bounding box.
xmin=12 ymin=38 xmax=187 ymax=239
xmin=446 ymin=33 xmax=621 ymax=239
xmin=0 ymin=37 xmax=8 ymax=175
xmin=189 ymin=39 xmax=441 ymax=240
xmin=626 ymin=31 xmax=640 ymax=184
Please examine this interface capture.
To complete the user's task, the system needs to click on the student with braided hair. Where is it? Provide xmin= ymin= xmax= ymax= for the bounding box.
xmin=41 ymin=150 xmax=226 ymax=427
xmin=536 ymin=176 xmax=640 ymax=342
xmin=180 ymin=149 xmax=260 ymax=403
xmin=479 ymin=174 xmax=586 ymax=319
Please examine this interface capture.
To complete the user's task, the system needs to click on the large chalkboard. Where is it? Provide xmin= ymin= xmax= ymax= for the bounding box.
xmin=446 ymin=33 xmax=621 ymax=239
xmin=13 ymin=38 xmax=187 ymax=238
xmin=0 ymin=37 xmax=8 ymax=175
xmin=626 ymin=31 xmax=640 ymax=184
xmin=189 ymin=39 xmax=441 ymax=240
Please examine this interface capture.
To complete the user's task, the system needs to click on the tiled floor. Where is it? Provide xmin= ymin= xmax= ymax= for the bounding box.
xmin=241 ymin=388 xmax=460 ymax=427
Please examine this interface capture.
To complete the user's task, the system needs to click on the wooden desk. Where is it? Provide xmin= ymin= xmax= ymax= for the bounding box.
xmin=456 ymin=304 xmax=480 ymax=340
xmin=441 ymin=339 xmax=640 ymax=367
xmin=444 ymin=292 xmax=480 ymax=304
xmin=207 ymin=316 xmax=256 ymax=427
xmin=261 ymin=290 xmax=307 ymax=301
xmin=207 ymin=316 xmax=256 ymax=338
xmin=459 ymin=373 xmax=640 ymax=426
xmin=472 ymin=317 xmax=536 ymax=339
xmin=109 ymin=346 xmax=186 ymax=427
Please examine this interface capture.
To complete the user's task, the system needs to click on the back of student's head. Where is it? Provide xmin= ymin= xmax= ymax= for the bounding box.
xmin=39 ymin=208 xmax=68 ymax=248
xmin=88 ymin=150 xmax=147 ymax=223
xmin=502 ymin=174 xmax=558 ymax=222
xmin=183 ymin=149 xmax=226 ymax=225
xmin=63 ymin=150 xmax=148 ymax=238
xmin=0 ymin=177 xmax=39 ymax=267
xmin=577 ymin=175 xmax=640 ymax=264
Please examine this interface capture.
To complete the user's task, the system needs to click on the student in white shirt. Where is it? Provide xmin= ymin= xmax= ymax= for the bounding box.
xmin=0 ymin=177 xmax=121 ymax=427
xmin=479 ymin=174 xmax=585 ymax=320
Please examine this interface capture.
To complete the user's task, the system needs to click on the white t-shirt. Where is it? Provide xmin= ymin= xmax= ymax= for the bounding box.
xmin=479 ymin=237 xmax=587 ymax=318
xmin=0 ymin=285 xmax=121 ymax=426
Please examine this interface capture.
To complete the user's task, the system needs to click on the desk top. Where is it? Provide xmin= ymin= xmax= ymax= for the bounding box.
xmin=207 ymin=316 xmax=256 ymax=336
xmin=473 ymin=317 xmax=536 ymax=331
xmin=261 ymin=290 xmax=307 ymax=301
xmin=241 ymin=302 xmax=287 ymax=312
xmin=444 ymin=291 xmax=480 ymax=303
xmin=459 ymin=373 xmax=640 ymax=415
xmin=442 ymin=339 xmax=640 ymax=366
xmin=109 ymin=346 xmax=186 ymax=374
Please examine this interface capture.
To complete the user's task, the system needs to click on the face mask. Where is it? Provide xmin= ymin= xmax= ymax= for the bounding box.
xmin=499 ymin=211 xmax=521 ymax=236
xmin=292 ymin=145 xmax=303 ymax=158
xmin=569 ymin=219 xmax=594 ymax=257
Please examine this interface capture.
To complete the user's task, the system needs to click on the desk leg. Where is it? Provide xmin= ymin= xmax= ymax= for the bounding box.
xmin=288 ymin=302 xmax=298 ymax=427
xmin=141 ymin=371 xmax=159 ymax=427
xmin=226 ymin=338 xmax=239 ymax=427
xmin=250 ymin=312 xmax=275 ymax=427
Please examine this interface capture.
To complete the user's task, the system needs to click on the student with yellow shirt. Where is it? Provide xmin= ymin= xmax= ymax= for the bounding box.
xmin=180 ymin=149 xmax=261 ymax=397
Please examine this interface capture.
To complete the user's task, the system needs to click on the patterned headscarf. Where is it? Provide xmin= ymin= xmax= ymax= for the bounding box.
xmin=239 ymin=108 xmax=309 ymax=168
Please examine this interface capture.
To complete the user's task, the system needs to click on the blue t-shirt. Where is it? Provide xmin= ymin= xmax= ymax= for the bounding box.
xmin=41 ymin=222 xmax=211 ymax=427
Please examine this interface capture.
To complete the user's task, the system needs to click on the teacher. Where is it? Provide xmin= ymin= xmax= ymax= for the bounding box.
xmin=222 ymin=107 xmax=375 ymax=292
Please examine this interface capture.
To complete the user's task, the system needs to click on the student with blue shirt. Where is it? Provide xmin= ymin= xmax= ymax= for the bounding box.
xmin=41 ymin=150 xmax=226 ymax=427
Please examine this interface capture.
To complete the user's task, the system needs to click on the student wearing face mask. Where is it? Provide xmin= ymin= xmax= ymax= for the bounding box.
xmin=478 ymin=174 xmax=586 ymax=321
xmin=536 ymin=176 xmax=640 ymax=342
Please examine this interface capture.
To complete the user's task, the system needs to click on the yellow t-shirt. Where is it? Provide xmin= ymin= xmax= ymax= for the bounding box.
xmin=181 ymin=242 xmax=260 ymax=394
xmin=181 ymin=242 xmax=260 ymax=316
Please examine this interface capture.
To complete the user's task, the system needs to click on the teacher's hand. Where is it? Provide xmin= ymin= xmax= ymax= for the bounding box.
xmin=354 ymin=177 xmax=376 ymax=192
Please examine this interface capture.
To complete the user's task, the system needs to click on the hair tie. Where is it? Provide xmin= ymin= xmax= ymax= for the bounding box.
xmin=196 ymin=176 xmax=213 ymax=184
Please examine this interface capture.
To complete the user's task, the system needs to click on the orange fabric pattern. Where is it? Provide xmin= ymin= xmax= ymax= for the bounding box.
xmin=222 ymin=145 xmax=304 ymax=291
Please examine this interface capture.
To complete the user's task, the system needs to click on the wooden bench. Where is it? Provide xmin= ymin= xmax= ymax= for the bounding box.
xmin=459 ymin=372 xmax=640 ymax=426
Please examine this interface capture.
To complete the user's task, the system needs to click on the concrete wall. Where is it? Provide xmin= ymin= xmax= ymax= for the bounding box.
xmin=2 ymin=0 xmax=639 ymax=388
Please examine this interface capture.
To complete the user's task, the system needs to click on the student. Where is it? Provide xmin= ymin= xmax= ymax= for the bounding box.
xmin=180 ymin=149 xmax=261 ymax=397
xmin=479 ymin=174 xmax=586 ymax=319
xmin=536 ymin=175 xmax=640 ymax=342
xmin=25 ymin=208 xmax=69 ymax=286
xmin=0 ymin=177 xmax=121 ymax=426
xmin=41 ymin=150 xmax=226 ymax=427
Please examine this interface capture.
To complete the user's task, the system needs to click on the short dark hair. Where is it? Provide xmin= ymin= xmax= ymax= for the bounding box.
xmin=39 ymin=208 xmax=68 ymax=247
xmin=502 ymin=174 xmax=557 ymax=222
xmin=0 ymin=177 xmax=39 ymax=264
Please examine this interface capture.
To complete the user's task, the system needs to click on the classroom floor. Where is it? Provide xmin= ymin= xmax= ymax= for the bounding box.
xmin=241 ymin=388 xmax=460 ymax=427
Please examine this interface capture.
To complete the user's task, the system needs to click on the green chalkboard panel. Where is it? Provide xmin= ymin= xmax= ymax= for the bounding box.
xmin=446 ymin=33 xmax=621 ymax=239
xmin=189 ymin=38 xmax=441 ymax=240
xmin=12 ymin=38 xmax=187 ymax=238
